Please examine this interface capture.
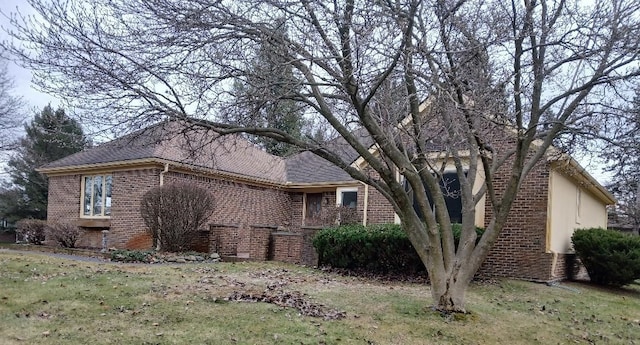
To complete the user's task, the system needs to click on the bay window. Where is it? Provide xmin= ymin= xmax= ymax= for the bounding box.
xmin=82 ymin=174 xmax=112 ymax=217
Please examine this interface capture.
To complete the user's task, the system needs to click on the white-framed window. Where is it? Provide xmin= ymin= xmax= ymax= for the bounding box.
xmin=336 ymin=187 xmax=358 ymax=209
xmin=81 ymin=174 xmax=112 ymax=217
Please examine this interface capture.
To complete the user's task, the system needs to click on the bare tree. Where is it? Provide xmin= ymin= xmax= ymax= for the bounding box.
xmin=604 ymin=90 xmax=640 ymax=235
xmin=0 ymin=56 xmax=23 ymax=150
xmin=4 ymin=0 xmax=640 ymax=312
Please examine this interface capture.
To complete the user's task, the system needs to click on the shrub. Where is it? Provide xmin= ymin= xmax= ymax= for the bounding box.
xmin=15 ymin=219 xmax=47 ymax=245
xmin=110 ymin=249 xmax=153 ymax=263
xmin=313 ymin=224 xmax=421 ymax=273
xmin=313 ymin=223 xmax=484 ymax=274
xmin=46 ymin=222 xmax=81 ymax=248
xmin=140 ymin=182 xmax=215 ymax=252
xmin=572 ymin=227 xmax=640 ymax=287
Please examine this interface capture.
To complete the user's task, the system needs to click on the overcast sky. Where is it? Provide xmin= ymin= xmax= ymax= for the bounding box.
xmin=1 ymin=0 xmax=60 ymax=114
xmin=0 ymin=0 xmax=611 ymax=185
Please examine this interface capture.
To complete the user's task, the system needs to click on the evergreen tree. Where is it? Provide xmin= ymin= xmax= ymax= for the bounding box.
xmin=231 ymin=21 xmax=305 ymax=157
xmin=3 ymin=105 xmax=86 ymax=219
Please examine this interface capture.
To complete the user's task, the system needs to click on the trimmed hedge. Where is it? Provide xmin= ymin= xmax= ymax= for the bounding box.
xmin=572 ymin=227 xmax=640 ymax=287
xmin=313 ymin=223 xmax=484 ymax=274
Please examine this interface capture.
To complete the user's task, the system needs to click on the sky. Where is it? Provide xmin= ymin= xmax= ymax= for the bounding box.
xmin=1 ymin=0 xmax=60 ymax=113
xmin=0 ymin=0 xmax=61 ymax=181
xmin=0 ymin=0 xmax=612 ymax=186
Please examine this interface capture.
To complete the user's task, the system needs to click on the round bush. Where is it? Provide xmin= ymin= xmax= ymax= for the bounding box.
xmin=572 ymin=228 xmax=640 ymax=287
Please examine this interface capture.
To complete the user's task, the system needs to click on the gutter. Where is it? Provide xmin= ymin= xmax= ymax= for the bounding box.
xmin=284 ymin=181 xmax=361 ymax=189
xmin=38 ymin=157 xmax=362 ymax=191
xmin=550 ymin=156 xmax=616 ymax=205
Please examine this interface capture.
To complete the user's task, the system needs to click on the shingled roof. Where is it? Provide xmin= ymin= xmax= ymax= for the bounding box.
xmin=39 ymin=120 xmax=357 ymax=186
xmin=285 ymin=151 xmax=352 ymax=184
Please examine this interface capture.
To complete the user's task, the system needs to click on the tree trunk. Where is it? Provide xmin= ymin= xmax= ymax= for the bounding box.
xmin=430 ymin=268 xmax=471 ymax=313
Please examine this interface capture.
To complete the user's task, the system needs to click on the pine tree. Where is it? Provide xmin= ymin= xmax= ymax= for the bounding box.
xmin=231 ymin=21 xmax=305 ymax=157
xmin=3 ymin=105 xmax=86 ymax=220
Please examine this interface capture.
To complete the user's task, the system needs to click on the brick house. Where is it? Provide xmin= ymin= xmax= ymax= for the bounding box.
xmin=39 ymin=120 xmax=614 ymax=281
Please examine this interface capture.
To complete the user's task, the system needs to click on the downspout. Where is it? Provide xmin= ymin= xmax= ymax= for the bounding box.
xmin=550 ymin=250 xmax=558 ymax=279
xmin=155 ymin=163 xmax=170 ymax=252
xmin=159 ymin=163 xmax=169 ymax=186
xmin=362 ymin=182 xmax=369 ymax=226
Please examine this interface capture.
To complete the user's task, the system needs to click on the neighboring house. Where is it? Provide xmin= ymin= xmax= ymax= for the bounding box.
xmin=39 ymin=120 xmax=614 ymax=282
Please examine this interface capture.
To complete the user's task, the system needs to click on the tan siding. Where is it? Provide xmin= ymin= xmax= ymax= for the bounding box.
xmin=548 ymin=170 xmax=608 ymax=253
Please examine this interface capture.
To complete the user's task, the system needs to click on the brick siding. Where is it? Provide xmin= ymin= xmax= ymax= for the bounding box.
xmin=47 ymin=174 xmax=104 ymax=248
xmin=300 ymin=227 xmax=323 ymax=266
xmin=165 ymin=172 xmax=292 ymax=228
xmin=210 ymin=224 xmax=239 ymax=256
xmin=363 ymin=185 xmax=396 ymax=224
xmin=48 ymin=168 xmax=293 ymax=253
xmin=46 ymin=140 xmax=578 ymax=282
xmin=110 ymin=169 xmax=160 ymax=249
xmin=271 ymin=232 xmax=303 ymax=264
xmin=478 ymin=160 xmax=552 ymax=280
xmin=249 ymin=225 xmax=275 ymax=260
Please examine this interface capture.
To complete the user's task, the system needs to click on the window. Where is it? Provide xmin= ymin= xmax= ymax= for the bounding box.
xmin=82 ymin=174 xmax=112 ymax=217
xmin=336 ymin=187 xmax=358 ymax=209
xmin=405 ymin=172 xmax=463 ymax=223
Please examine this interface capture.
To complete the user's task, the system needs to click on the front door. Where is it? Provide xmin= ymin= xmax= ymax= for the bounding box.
xmin=305 ymin=193 xmax=323 ymax=226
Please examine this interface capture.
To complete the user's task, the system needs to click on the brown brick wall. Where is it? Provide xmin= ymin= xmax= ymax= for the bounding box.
xmin=47 ymin=174 xmax=106 ymax=248
xmin=47 ymin=174 xmax=81 ymax=222
xmin=249 ymin=226 xmax=275 ymax=260
xmin=271 ymin=232 xmax=303 ymax=264
xmin=110 ymin=169 xmax=161 ymax=249
xmin=48 ymin=169 xmax=294 ymax=253
xmin=165 ymin=172 xmax=292 ymax=229
xmin=300 ymin=227 xmax=323 ymax=266
xmin=192 ymin=230 xmax=210 ymax=253
xmin=210 ymin=224 xmax=239 ymax=256
xmin=364 ymin=185 xmax=396 ymax=225
xmin=477 ymin=153 xmax=552 ymax=281
xmin=553 ymin=253 xmax=589 ymax=281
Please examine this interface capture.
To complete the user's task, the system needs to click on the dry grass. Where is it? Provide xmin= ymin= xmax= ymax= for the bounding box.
xmin=1 ymin=250 xmax=639 ymax=344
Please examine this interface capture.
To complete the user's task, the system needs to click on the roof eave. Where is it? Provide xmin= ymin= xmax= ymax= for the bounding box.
xmin=37 ymin=158 xmax=162 ymax=175
xmin=38 ymin=158 xmax=288 ymax=188
xmin=284 ymin=181 xmax=360 ymax=189
xmin=549 ymin=156 xmax=616 ymax=205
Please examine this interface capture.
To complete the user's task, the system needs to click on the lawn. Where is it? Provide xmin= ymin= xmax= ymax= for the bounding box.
xmin=0 ymin=250 xmax=639 ymax=344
